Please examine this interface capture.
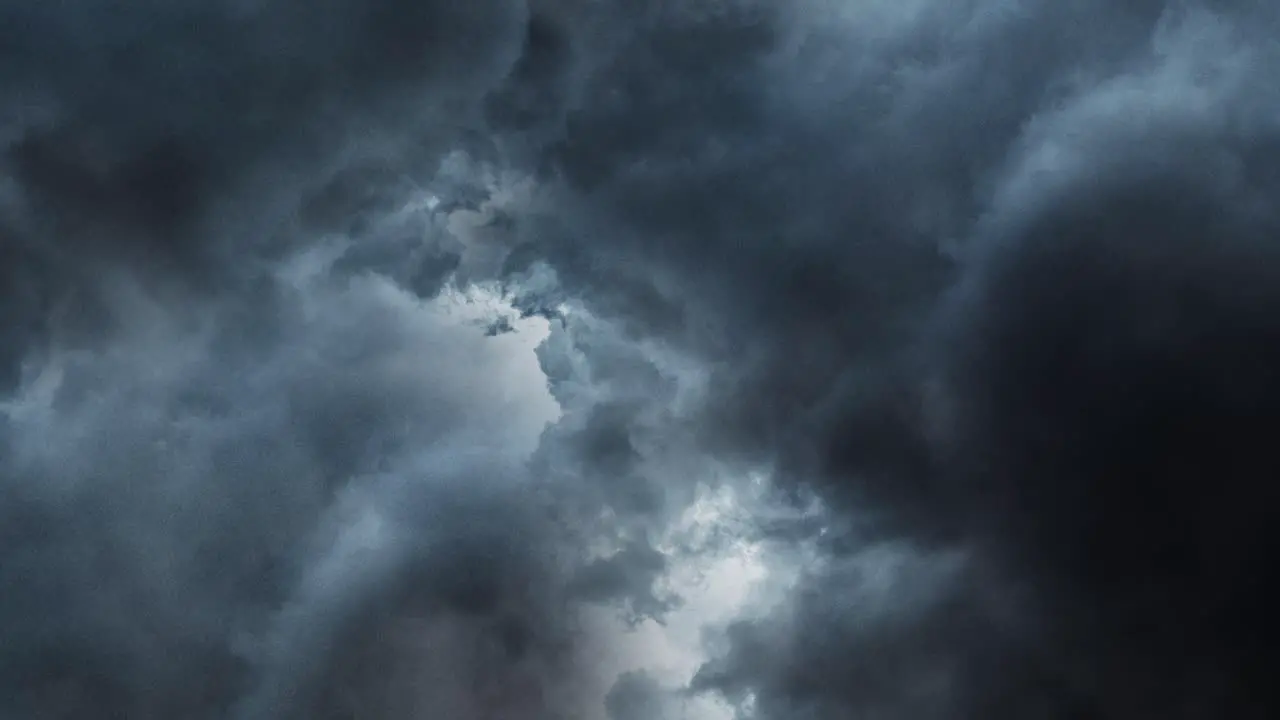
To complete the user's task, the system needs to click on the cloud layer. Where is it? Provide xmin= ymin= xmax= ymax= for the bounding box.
xmin=5 ymin=1 xmax=1280 ymax=718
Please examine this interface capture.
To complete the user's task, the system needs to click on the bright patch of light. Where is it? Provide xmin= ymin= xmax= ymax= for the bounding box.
xmin=578 ymin=482 xmax=773 ymax=720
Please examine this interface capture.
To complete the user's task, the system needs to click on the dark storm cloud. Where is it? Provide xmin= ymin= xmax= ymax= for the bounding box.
xmin=0 ymin=2 xmax=603 ymax=715
xmin=0 ymin=264 xmax=585 ymax=718
xmin=605 ymin=670 xmax=682 ymax=720
xmin=0 ymin=0 xmax=527 ymax=383
xmin=506 ymin=0 xmax=1169 ymax=521
xmin=570 ymin=540 xmax=679 ymax=624
xmin=491 ymin=1 xmax=1280 ymax=718
xmin=9 ymin=0 xmax=1280 ymax=718
xmin=525 ymin=308 xmax=714 ymax=623
xmin=928 ymin=61 xmax=1280 ymax=717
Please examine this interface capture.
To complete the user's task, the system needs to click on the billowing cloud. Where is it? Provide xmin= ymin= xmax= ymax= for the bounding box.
xmin=509 ymin=1 xmax=1280 ymax=718
xmin=5 ymin=1 xmax=1280 ymax=719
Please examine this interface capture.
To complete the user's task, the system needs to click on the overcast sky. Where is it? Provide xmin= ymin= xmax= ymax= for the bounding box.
xmin=4 ymin=1 xmax=1280 ymax=719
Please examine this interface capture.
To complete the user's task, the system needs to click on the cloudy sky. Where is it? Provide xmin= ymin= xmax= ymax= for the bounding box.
xmin=3 ymin=1 xmax=1280 ymax=718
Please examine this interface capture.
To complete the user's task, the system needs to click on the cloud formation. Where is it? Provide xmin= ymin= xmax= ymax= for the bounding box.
xmin=507 ymin=1 xmax=1280 ymax=718
xmin=5 ymin=1 xmax=1280 ymax=718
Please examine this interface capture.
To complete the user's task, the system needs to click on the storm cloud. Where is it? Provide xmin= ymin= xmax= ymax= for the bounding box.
xmin=4 ymin=1 xmax=1280 ymax=719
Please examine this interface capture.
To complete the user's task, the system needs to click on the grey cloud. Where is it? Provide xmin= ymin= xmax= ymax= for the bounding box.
xmin=570 ymin=541 xmax=679 ymax=625
xmin=0 ymin=3 xmax=627 ymax=719
xmin=231 ymin=466 xmax=581 ymax=720
xmin=527 ymin=310 xmax=713 ymax=626
xmin=0 ymin=264 xmax=579 ymax=717
xmin=493 ymin=1 xmax=1280 ymax=718
xmin=693 ymin=546 xmax=1082 ymax=720
xmin=606 ymin=671 xmax=682 ymax=720
xmin=8 ymin=1 xmax=1280 ymax=719
xmin=0 ymin=0 xmax=527 ymax=384
xmin=530 ymin=308 xmax=704 ymax=524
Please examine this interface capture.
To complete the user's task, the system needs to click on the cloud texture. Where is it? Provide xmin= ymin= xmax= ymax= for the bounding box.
xmin=5 ymin=1 xmax=1280 ymax=718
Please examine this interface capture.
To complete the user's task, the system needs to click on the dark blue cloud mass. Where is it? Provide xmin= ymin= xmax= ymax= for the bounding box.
xmin=4 ymin=1 xmax=1280 ymax=718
